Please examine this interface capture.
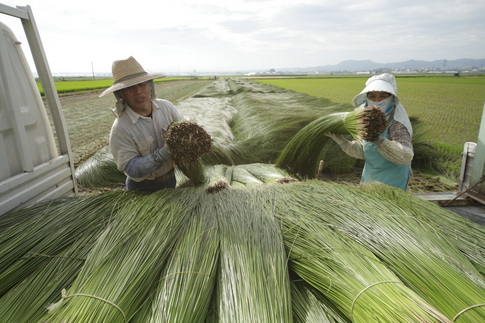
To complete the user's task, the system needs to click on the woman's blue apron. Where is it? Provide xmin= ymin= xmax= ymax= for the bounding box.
xmin=361 ymin=120 xmax=410 ymax=191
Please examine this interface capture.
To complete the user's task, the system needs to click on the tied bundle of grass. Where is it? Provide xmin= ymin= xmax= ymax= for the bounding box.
xmin=75 ymin=145 xmax=126 ymax=189
xmin=165 ymin=120 xmax=212 ymax=185
xmin=270 ymin=181 xmax=485 ymax=321
xmin=206 ymin=180 xmax=230 ymax=194
xmin=276 ymin=110 xmax=361 ymax=177
xmin=325 ymin=184 xmax=485 ymax=322
xmin=230 ymin=166 xmax=264 ymax=187
xmin=0 ymin=192 xmax=126 ymax=299
xmin=1 ymin=235 xmax=95 ymax=322
xmin=238 ymin=163 xmax=298 ymax=184
xmin=290 ymin=278 xmax=348 ymax=323
xmin=132 ymin=193 xmax=219 ymax=323
xmin=203 ymin=164 xmax=231 ymax=193
xmin=0 ymin=191 xmax=129 ymax=323
xmin=45 ymin=190 xmax=190 ymax=322
xmin=359 ymin=105 xmax=387 ymax=142
xmin=360 ymin=184 xmax=485 ymax=276
xmin=217 ymin=189 xmax=292 ymax=322
xmin=273 ymin=192 xmax=448 ymax=322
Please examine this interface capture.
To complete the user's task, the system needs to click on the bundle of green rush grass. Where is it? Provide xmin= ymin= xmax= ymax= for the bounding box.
xmin=214 ymin=189 xmax=292 ymax=323
xmin=359 ymin=105 xmax=387 ymax=142
xmin=75 ymin=145 xmax=126 ymax=189
xmin=360 ymin=184 xmax=485 ymax=276
xmin=202 ymin=164 xmax=231 ymax=193
xmin=263 ymin=188 xmax=448 ymax=322
xmin=165 ymin=120 xmax=212 ymax=185
xmin=290 ymin=278 xmax=348 ymax=323
xmin=268 ymin=181 xmax=485 ymax=321
xmin=342 ymin=184 xmax=485 ymax=322
xmin=285 ymin=224 xmax=448 ymax=322
xmin=0 ymin=191 xmax=131 ymax=322
xmin=198 ymin=163 xmax=298 ymax=193
xmin=275 ymin=109 xmax=361 ymax=177
xmin=45 ymin=189 xmax=191 ymax=322
xmin=276 ymin=106 xmax=388 ymax=178
xmin=130 ymin=192 xmax=220 ymax=322
xmin=237 ymin=163 xmax=299 ymax=185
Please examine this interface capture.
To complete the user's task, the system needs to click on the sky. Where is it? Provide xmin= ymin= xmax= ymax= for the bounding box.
xmin=1 ymin=0 xmax=484 ymax=75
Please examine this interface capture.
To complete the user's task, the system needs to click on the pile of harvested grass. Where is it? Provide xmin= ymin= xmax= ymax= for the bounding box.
xmin=2 ymin=178 xmax=485 ymax=322
xmin=75 ymin=146 xmax=126 ymax=188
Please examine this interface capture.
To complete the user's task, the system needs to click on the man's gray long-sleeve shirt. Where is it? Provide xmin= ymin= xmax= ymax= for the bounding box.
xmin=109 ymin=99 xmax=186 ymax=182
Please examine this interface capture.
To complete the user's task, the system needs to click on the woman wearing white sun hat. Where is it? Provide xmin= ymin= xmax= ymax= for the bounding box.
xmin=326 ymin=73 xmax=414 ymax=191
xmin=100 ymin=56 xmax=187 ymax=192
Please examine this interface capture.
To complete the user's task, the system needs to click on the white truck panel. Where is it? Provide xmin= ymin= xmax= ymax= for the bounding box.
xmin=0 ymin=21 xmax=58 ymax=180
xmin=0 ymin=4 xmax=77 ymax=216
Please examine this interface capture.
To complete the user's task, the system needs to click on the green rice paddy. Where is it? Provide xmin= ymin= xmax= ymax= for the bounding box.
xmin=41 ymin=74 xmax=485 ymax=161
xmin=37 ymin=77 xmax=188 ymax=95
xmin=256 ymin=76 xmax=485 ymax=154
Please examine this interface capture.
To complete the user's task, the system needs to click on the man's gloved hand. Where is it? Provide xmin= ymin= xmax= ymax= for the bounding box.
xmin=153 ymin=146 xmax=171 ymax=163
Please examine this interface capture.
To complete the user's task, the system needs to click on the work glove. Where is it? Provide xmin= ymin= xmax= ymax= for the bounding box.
xmin=153 ymin=146 xmax=171 ymax=163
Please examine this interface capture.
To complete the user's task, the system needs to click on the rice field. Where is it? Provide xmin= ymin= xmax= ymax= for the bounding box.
xmin=38 ymin=77 xmax=189 ymax=95
xmin=72 ymin=78 xmax=466 ymax=189
xmin=256 ymin=76 xmax=485 ymax=154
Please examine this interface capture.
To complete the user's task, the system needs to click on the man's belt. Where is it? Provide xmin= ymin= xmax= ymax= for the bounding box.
xmin=143 ymin=168 xmax=175 ymax=182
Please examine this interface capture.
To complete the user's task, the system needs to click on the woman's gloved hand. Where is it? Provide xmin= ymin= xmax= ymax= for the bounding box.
xmin=325 ymin=132 xmax=348 ymax=146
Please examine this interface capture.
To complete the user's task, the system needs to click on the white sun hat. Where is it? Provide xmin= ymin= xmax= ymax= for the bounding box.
xmin=99 ymin=56 xmax=165 ymax=97
xmin=352 ymin=73 xmax=399 ymax=107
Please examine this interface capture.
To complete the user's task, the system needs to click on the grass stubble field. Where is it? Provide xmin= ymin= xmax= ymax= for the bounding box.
xmin=45 ymin=75 xmax=485 ymax=193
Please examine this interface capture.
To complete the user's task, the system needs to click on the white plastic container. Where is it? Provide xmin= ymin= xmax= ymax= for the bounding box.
xmin=458 ymin=142 xmax=476 ymax=193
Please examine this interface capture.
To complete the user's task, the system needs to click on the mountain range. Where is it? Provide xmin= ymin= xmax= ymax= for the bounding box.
xmin=276 ymin=58 xmax=485 ymax=73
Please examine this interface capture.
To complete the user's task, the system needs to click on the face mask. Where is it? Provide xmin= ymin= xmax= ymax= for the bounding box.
xmin=366 ymin=96 xmax=394 ymax=113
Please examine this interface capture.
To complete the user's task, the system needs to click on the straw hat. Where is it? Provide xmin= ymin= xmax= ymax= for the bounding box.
xmin=99 ymin=56 xmax=165 ymax=97
xmin=352 ymin=73 xmax=399 ymax=107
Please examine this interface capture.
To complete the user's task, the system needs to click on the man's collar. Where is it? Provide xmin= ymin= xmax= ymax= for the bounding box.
xmin=125 ymin=100 xmax=158 ymax=123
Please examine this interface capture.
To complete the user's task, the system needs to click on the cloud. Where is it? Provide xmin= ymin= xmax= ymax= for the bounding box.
xmin=1 ymin=0 xmax=484 ymax=73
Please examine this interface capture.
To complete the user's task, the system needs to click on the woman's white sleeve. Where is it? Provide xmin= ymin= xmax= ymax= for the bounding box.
xmin=376 ymin=122 xmax=414 ymax=165
xmin=329 ymin=134 xmax=365 ymax=159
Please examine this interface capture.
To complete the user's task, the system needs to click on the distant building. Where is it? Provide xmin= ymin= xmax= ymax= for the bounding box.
xmin=375 ymin=68 xmax=392 ymax=74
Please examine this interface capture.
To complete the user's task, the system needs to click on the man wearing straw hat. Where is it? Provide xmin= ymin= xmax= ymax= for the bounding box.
xmin=100 ymin=56 xmax=187 ymax=192
xmin=326 ymin=73 xmax=414 ymax=191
